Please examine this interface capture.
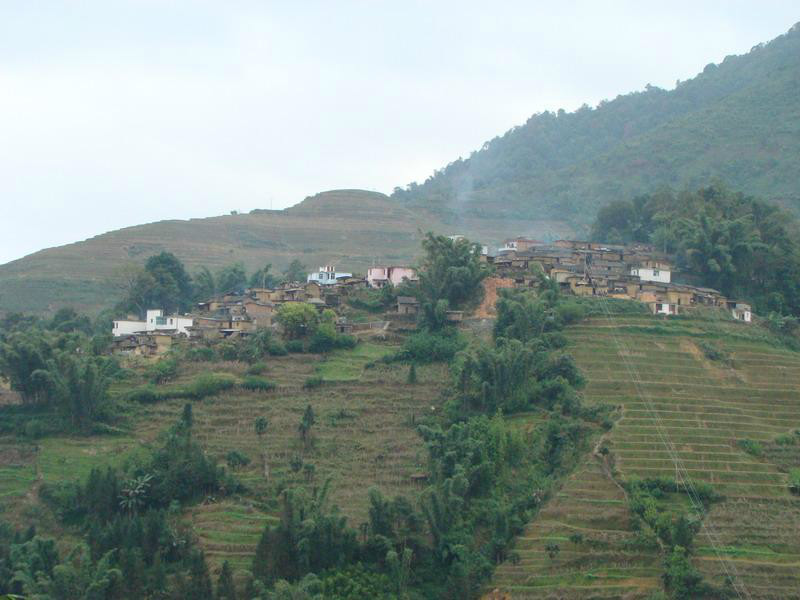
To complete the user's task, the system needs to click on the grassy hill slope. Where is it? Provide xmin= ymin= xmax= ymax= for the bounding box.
xmin=0 ymin=189 xmax=575 ymax=315
xmin=490 ymin=312 xmax=800 ymax=599
xmin=395 ymin=23 xmax=800 ymax=229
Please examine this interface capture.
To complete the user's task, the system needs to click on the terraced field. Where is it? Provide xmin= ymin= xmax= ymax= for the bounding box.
xmin=0 ymin=341 xmax=448 ymax=574
xmin=491 ymin=314 xmax=800 ymax=599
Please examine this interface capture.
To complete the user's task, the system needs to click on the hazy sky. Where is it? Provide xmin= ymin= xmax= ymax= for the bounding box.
xmin=1 ymin=2 xmax=797 ymax=265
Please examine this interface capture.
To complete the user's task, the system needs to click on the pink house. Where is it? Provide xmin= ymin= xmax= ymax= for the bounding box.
xmin=367 ymin=266 xmax=418 ymax=288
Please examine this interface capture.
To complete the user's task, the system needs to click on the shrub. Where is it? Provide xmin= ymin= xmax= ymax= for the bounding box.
xmin=286 ymin=339 xmax=305 ymax=353
xmin=226 ymin=450 xmax=251 ymax=470
xmin=126 ymin=385 xmax=162 ymax=404
xmin=556 ymin=301 xmax=585 ymax=325
xmin=699 ymin=341 xmax=734 ymax=366
xmin=267 ymin=339 xmax=288 ymax=356
xmin=789 ymin=469 xmax=800 ymax=495
xmin=240 ymin=376 xmax=277 ymax=392
xmin=398 ymin=330 xmax=464 ymax=363
xmin=149 ymin=358 xmax=179 ymax=384
xmin=737 ymin=438 xmax=762 ymax=457
xmin=304 ymin=376 xmax=324 ymax=389
xmin=183 ymin=373 xmax=236 ymax=399
xmin=185 ymin=347 xmax=216 ymax=362
xmin=774 ymin=433 xmax=797 ymax=446
xmin=217 ymin=341 xmax=240 ymax=361
xmin=246 ymin=362 xmax=269 ymax=375
xmin=23 ymin=420 xmax=45 ymax=439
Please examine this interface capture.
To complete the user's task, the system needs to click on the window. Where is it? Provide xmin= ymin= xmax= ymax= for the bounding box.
xmin=653 ymin=269 xmax=660 ymax=276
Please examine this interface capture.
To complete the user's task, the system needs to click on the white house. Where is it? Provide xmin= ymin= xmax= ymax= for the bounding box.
xmin=113 ymin=309 xmax=194 ymax=337
xmin=307 ymin=265 xmax=353 ymax=285
xmin=650 ymin=302 xmax=679 ymax=316
xmin=631 ymin=260 xmax=671 ymax=284
xmin=145 ymin=309 xmax=194 ymax=334
xmin=730 ymin=302 xmax=752 ymax=323
xmin=112 ymin=319 xmax=146 ymax=336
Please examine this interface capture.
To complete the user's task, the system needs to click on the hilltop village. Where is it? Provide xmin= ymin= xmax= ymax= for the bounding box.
xmin=111 ymin=236 xmax=752 ymax=355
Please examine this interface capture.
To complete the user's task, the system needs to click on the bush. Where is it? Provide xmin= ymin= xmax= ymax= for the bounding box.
xmin=126 ymin=385 xmax=162 ymax=404
xmin=304 ymin=376 xmax=324 ymax=389
xmin=789 ymin=469 xmax=800 ymax=495
xmin=286 ymin=339 xmax=305 ymax=353
xmin=240 ymin=376 xmax=277 ymax=392
xmin=556 ymin=301 xmax=585 ymax=325
xmin=246 ymin=362 xmax=269 ymax=375
xmin=226 ymin=450 xmax=251 ymax=470
xmin=267 ymin=339 xmax=288 ymax=356
xmin=185 ymin=347 xmax=216 ymax=362
xmin=398 ymin=330 xmax=464 ymax=363
xmin=183 ymin=373 xmax=236 ymax=399
xmin=737 ymin=438 xmax=762 ymax=457
xmin=699 ymin=341 xmax=734 ymax=366
xmin=774 ymin=433 xmax=797 ymax=446
xmin=149 ymin=358 xmax=179 ymax=384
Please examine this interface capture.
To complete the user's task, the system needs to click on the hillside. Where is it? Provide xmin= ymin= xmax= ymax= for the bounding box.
xmin=395 ymin=23 xmax=800 ymax=230
xmin=0 ymin=189 xmax=574 ymax=315
xmin=3 ymin=307 xmax=798 ymax=598
xmin=490 ymin=312 xmax=800 ymax=599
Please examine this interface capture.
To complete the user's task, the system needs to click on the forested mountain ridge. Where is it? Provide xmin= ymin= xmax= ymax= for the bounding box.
xmin=394 ymin=22 xmax=800 ymax=227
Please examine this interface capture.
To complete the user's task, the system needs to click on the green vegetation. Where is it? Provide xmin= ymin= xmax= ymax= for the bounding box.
xmin=395 ymin=24 xmax=800 ymax=229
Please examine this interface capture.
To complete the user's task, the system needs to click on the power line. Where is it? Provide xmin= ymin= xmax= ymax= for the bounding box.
xmin=593 ymin=296 xmax=751 ymax=600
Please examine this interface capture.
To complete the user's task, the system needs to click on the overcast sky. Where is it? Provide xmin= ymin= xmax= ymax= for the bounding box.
xmin=0 ymin=2 xmax=797 ymax=265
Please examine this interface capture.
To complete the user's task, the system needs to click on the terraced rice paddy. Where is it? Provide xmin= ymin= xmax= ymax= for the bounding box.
xmin=490 ymin=315 xmax=800 ymax=599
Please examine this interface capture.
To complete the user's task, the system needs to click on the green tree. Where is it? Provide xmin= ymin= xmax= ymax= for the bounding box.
xmin=283 ymin=260 xmax=308 ymax=284
xmin=145 ymin=252 xmax=194 ymax=313
xmin=407 ymin=363 xmax=417 ymax=384
xmin=217 ymin=263 xmax=248 ymax=295
xmin=216 ymin=560 xmax=237 ymax=600
xmin=298 ymin=405 xmax=315 ymax=445
xmin=417 ymin=233 xmax=489 ymax=329
xmin=276 ymin=303 xmax=319 ymax=339
xmin=255 ymin=416 xmax=269 ymax=439
xmin=0 ymin=330 xmax=54 ymax=403
xmin=118 ymin=252 xmax=193 ymax=315
xmin=194 ymin=266 xmax=217 ymax=300
xmin=189 ymin=551 xmax=214 ymax=600
xmin=250 ymin=263 xmax=278 ymax=289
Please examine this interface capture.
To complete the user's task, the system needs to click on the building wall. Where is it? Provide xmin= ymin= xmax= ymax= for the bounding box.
xmin=389 ymin=267 xmax=416 ymax=286
xmin=113 ymin=320 xmax=146 ymax=336
xmin=631 ymin=267 xmax=671 ymax=283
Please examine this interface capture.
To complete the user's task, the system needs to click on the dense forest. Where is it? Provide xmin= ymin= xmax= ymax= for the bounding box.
xmin=393 ymin=23 xmax=800 ymax=230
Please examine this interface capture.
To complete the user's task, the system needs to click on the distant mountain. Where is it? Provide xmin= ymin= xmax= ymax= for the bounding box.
xmin=0 ymin=190 xmax=569 ymax=314
xmin=393 ymin=23 xmax=800 ymax=229
xmin=3 ymin=24 xmax=798 ymax=315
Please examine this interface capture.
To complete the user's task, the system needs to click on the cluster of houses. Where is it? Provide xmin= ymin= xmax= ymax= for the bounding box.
xmin=111 ymin=238 xmax=754 ymax=356
xmin=485 ymin=237 xmax=752 ymax=321
xmin=111 ymin=264 xmax=419 ymax=356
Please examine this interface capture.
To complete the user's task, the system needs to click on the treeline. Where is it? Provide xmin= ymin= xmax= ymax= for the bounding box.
xmin=592 ymin=183 xmax=800 ymax=316
xmin=117 ymin=253 xmax=309 ymax=317
xmin=1 ymin=406 xmax=240 ymax=599
xmin=243 ymin=235 xmax=601 ymax=598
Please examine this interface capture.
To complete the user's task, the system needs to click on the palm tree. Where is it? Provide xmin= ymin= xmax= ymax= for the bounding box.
xmin=119 ymin=473 xmax=153 ymax=516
